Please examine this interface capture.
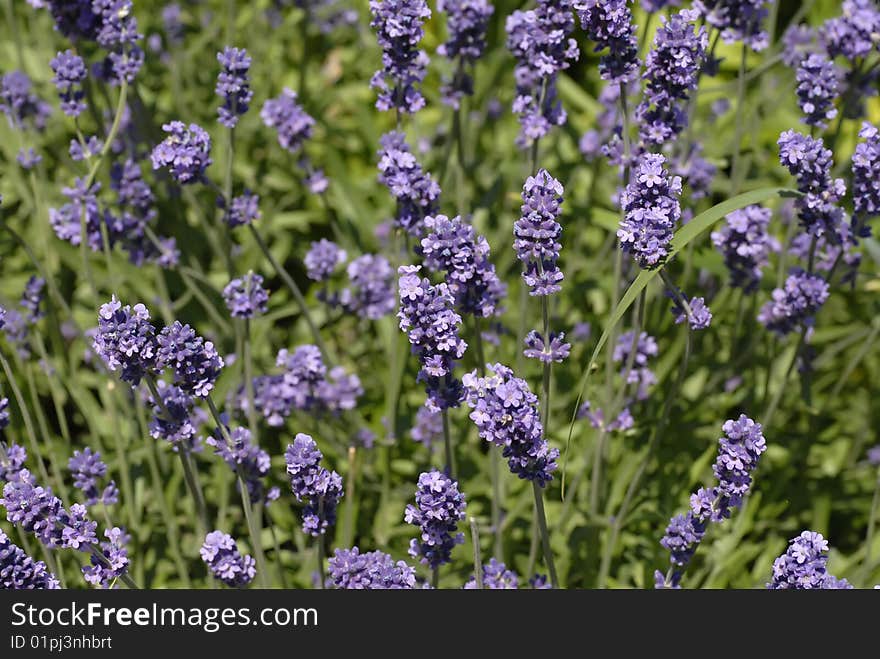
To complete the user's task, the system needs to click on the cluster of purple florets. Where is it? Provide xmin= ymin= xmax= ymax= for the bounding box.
xmin=328 ymin=547 xmax=416 ymax=589
xmin=216 ymin=47 xmax=253 ymax=128
xmin=656 ymin=415 xmax=766 ymax=588
xmin=50 ymin=50 xmax=87 ymax=118
xmin=464 ymin=558 xmax=519 ymax=589
xmin=68 ymin=448 xmax=118 ymax=507
xmin=225 ymin=190 xmax=261 ymax=228
xmin=0 ymin=528 xmax=59 ymax=589
xmin=852 ymin=122 xmax=880 ymax=237
xmin=377 ymin=131 xmax=441 ymax=236
xmin=515 ymin=170 xmax=565 ymax=297
xmin=261 ymin=88 xmax=314 ymax=153
xmin=148 ymin=381 xmax=204 ymax=449
xmin=0 ymin=71 xmax=52 ymax=131
xmin=795 ymin=53 xmax=840 ymax=129
xmin=712 ymin=205 xmax=780 ymax=292
xmin=768 ymin=530 xmax=852 ymax=589
xmin=618 ymin=153 xmax=683 ymax=270
xmin=200 ymin=530 xmax=256 ymax=587
xmin=506 ymin=0 xmax=579 ymax=147
xmin=206 ymin=426 xmax=277 ymax=505
xmin=636 ymin=10 xmax=707 ymax=147
xmin=285 ymin=433 xmax=343 ymax=536
xmin=83 ymin=527 xmax=130 ymax=589
xmin=150 ymin=121 xmax=213 ymax=184
xmin=404 ymin=469 xmax=466 ymax=569
xmin=758 ymin=270 xmax=830 ymax=335
xmin=575 ymin=0 xmax=640 ymax=84
xmin=305 ymin=239 xmax=347 ymax=283
xmin=693 ymin=0 xmax=769 ymax=51
xmin=437 ymin=0 xmax=494 ymax=108
xmin=462 ymin=363 xmax=558 ymax=486
xmin=421 ymin=214 xmax=506 ymax=318
xmin=337 ymin=254 xmax=397 ymax=320
xmin=222 ymin=272 xmax=269 ymax=318
xmin=156 ymin=321 xmax=224 ymax=398
xmin=369 ymin=0 xmax=431 ymax=115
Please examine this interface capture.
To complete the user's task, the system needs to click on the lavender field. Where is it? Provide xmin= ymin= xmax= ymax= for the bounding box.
xmin=0 ymin=0 xmax=878 ymax=590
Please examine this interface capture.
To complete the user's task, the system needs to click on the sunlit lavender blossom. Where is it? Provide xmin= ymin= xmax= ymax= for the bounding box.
xmin=200 ymin=530 xmax=256 ymax=587
xmin=225 ymin=190 xmax=261 ymax=227
xmin=506 ymin=0 xmax=579 ymax=147
xmin=711 ymin=205 xmax=780 ymax=292
xmin=328 ymin=547 xmax=416 ymax=589
xmin=462 ymin=363 xmax=558 ymax=486
xmin=206 ymin=426 xmax=272 ymax=504
xmin=758 ymin=270 xmax=830 ymax=336
xmin=0 ymin=528 xmax=59 ymax=589
xmin=216 ymin=47 xmax=252 ymax=128
xmin=148 ymin=381 xmax=202 ymax=448
xmin=674 ymin=143 xmax=715 ymax=200
xmin=377 ymin=131 xmax=440 ymax=236
xmin=223 ymin=273 xmax=269 ymax=318
xmin=92 ymin=297 xmax=158 ymax=386
xmin=150 ymin=121 xmax=213 ymax=184
xmin=0 ymin=71 xmax=51 ymax=130
xmin=782 ymin=24 xmax=819 ymax=67
xmin=156 ymin=321 xmax=224 ymax=398
xmin=795 ymin=53 xmax=840 ymax=129
xmin=398 ymin=265 xmax=468 ymax=410
xmin=693 ymin=0 xmax=769 ymax=51
xmin=465 ymin=558 xmax=518 ymax=589
xmin=523 ymin=330 xmax=571 ymax=363
xmin=821 ymin=0 xmax=880 ymax=62
xmin=405 ymin=469 xmax=466 ymax=569
xmin=50 ymin=50 xmax=87 ymax=118
xmin=0 ymin=443 xmax=29 ymax=485
xmin=768 ymin=530 xmax=851 ymax=589
xmin=369 ymin=0 xmax=431 ymax=114
xmin=515 ymin=169 xmax=565 ymax=297
xmin=285 ymin=433 xmax=343 ymax=536
xmin=421 ymin=214 xmax=506 ymax=317
xmin=82 ymin=526 xmax=130 ymax=588
xmin=670 ymin=295 xmax=712 ymax=330
xmin=613 ymin=331 xmax=658 ymax=400
xmin=261 ymin=88 xmax=314 ymax=153
xmin=575 ymin=0 xmax=640 ymax=84
xmin=410 ymin=401 xmax=443 ymax=447
xmin=340 ymin=254 xmax=396 ymax=320
xmin=618 ymin=153 xmax=683 ymax=269
xmin=68 ymin=448 xmax=118 ymax=507
xmin=852 ymin=122 xmax=880 ymax=237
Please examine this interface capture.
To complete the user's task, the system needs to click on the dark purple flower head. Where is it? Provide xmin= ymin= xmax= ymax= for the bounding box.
xmin=670 ymin=294 xmax=712 ymax=331
xmin=852 ymin=122 xmax=880 ymax=237
xmin=150 ymin=121 xmax=212 ymax=184
xmin=216 ymin=47 xmax=253 ymax=128
xmin=523 ymin=330 xmax=571 ymax=363
xmin=0 ymin=528 xmax=60 ymax=589
xmin=421 ymin=214 xmax=506 ymax=317
xmin=369 ymin=0 xmax=431 ymax=114
xmin=261 ymin=88 xmax=314 ymax=153
xmin=156 ymin=321 xmax=224 ymax=398
xmin=305 ymin=239 xmax=347 ymax=282
xmin=462 ymin=363 xmax=559 ymax=486
xmin=68 ymin=448 xmax=117 ymax=506
xmin=0 ymin=71 xmax=52 ymax=130
xmin=711 ymin=205 xmax=780 ymax=292
xmin=821 ymin=0 xmax=880 ymax=62
xmin=575 ymin=0 xmax=640 ymax=84
xmin=148 ymin=381 xmax=201 ymax=448
xmin=92 ymin=296 xmax=158 ymax=386
xmin=339 ymin=254 xmax=396 ymax=319
xmin=225 ymin=190 xmax=261 ymax=227
xmin=206 ymin=426 xmax=272 ymax=504
xmin=82 ymin=526 xmax=129 ymax=588
xmin=506 ymin=0 xmax=579 ymax=147
xmin=768 ymin=530 xmax=849 ymax=589
xmin=618 ymin=153 xmax=683 ymax=269
xmin=285 ymin=433 xmax=343 ymax=536
xmin=515 ymin=169 xmax=565 ymax=296
xmin=636 ymin=10 xmax=707 ymax=147
xmin=377 ymin=131 xmax=440 ymax=236
xmin=758 ymin=270 xmax=830 ymax=336
xmin=223 ymin=272 xmax=269 ymax=318
xmin=693 ymin=0 xmax=769 ymax=51
xmin=0 ymin=442 xmax=29 ymax=485
xmin=50 ymin=50 xmax=87 ymax=118
xmin=438 ymin=0 xmax=494 ymax=108
xmin=0 ymin=397 xmax=10 ymax=431
xmin=465 ymin=558 xmax=518 ymax=589
xmin=70 ymin=135 xmax=103 ymax=162
xmin=200 ymin=530 xmax=256 ymax=587
xmin=398 ymin=265 xmax=468 ymax=410
xmin=404 ymin=469 xmax=466 ymax=569
xmin=795 ymin=53 xmax=841 ymax=129
xmin=328 ymin=547 xmax=416 ymax=589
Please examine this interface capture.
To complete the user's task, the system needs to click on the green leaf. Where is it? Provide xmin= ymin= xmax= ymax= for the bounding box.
xmin=561 ymin=187 xmax=798 ymax=496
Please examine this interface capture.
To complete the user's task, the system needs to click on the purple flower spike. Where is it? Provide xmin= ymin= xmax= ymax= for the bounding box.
xmin=711 ymin=205 xmax=780 ymax=292
xmin=222 ymin=272 xmax=269 ymax=319
xmin=693 ymin=0 xmax=769 ymax=51
xmin=0 ymin=528 xmax=60 ymax=589
xmin=261 ymin=88 xmax=314 ymax=153
xmin=92 ymin=296 xmax=158 ymax=386
xmin=285 ymin=434 xmax=343 ymax=536
xmin=68 ymin=448 xmax=118 ymax=507
xmin=200 ymin=531 xmax=256 ymax=587
xmin=156 ymin=322 xmax=224 ymax=398
xmin=404 ymin=470 xmax=466 ymax=569
xmin=575 ymin=0 xmax=640 ymax=84
xmin=795 ymin=53 xmax=840 ymax=129
xmin=438 ymin=0 xmax=494 ymax=108
xmin=369 ymin=0 xmax=431 ymax=114
xmin=523 ymin=330 xmax=571 ymax=363
xmin=0 ymin=71 xmax=52 ymax=131
xmin=515 ymin=170 xmax=565 ymax=297
xmin=768 ymin=530 xmax=851 ymax=589
xmin=305 ymin=239 xmax=347 ymax=282
xmin=462 ymin=363 xmax=559 ymax=486
xmin=216 ymin=47 xmax=253 ymax=128
xmin=377 ymin=131 xmax=440 ymax=237
xmin=226 ymin=190 xmax=261 ymax=227
xmin=758 ymin=270 xmax=830 ymax=336
xmin=465 ymin=558 xmax=518 ymax=589
xmin=150 ymin=121 xmax=212 ymax=184
xmin=852 ymin=122 xmax=880 ymax=237
xmin=50 ymin=50 xmax=87 ymax=118
xmin=328 ymin=547 xmax=416 ymax=589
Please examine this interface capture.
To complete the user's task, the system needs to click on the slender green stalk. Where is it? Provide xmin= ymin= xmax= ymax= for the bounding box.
xmin=763 ymin=326 xmax=808 ymax=427
xmin=730 ymin=44 xmax=748 ymax=195
xmin=23 ymin=363 xmax=67 ymax=500
xmin=248 ymin=224 xmax=330 ymax=360
xmin=469 ymin=517 xmax=483 ymax=589
xmin=861 ymin=469 xmax=880 ymax=585
xmin=102 ymin=385 xmax=137 ymax=534
xmin=431 ymin=567 xmax=439 ymax=589
xmin=242 ymin=319 xmax=259 ymax=442
xmin=342 ymin=445 xmax=358 ymax=548
xmin=532 ymin=482 xmax=558 ymax=588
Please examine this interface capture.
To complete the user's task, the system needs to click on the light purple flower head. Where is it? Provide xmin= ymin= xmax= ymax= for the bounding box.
xmin=0 ymin=528 xmax=60 ymax=589
xmin=50 ymin=50 xmax=87 ymax=118
xmin=156 ymin=321 xmax=224 ymax=398
xmin=261 ymin=88 xmax=314 ymax=153
xmin=328 ymin=547 xmax=416 ymax=589
xmin=711 ymin=205 xmax=780 ymax=292
xmin=0 ymin=71 xmax=51 ymax=131
xmin=92 ymin=296 xmax=158 ymax=386
xmin=369 ymin=0 xmax=431 ymax=114
xmin=575 ymin=0 xmax=640 ymax=84
xmin=285 ymin=433 xmax=343 ymax=536
xmin=200 ymin=530 xmax=256 ymax=587
xmin=68 ymin=448 xmax=118 ymax=506
xmin=515 ymin=170 xmax=565 ymax=296
xmin=438 ymin=0 xmax=494 ymax=108
xmin=150 ymin=121 xmax=213 ymax=184
xmin=216 ymin=46 xmax=253 ymax=128
xmin=404 ymin=469 xmax=466 ymax=569
xmin=377 ymin=131 xmax=440 ymax=236
xmin=758 ymin=270 xmax=830 ymax=336
xmin=223 ymin=272 xmax=269 ymax=318
xmin=795 ymin=53 xmax=840 ymax=130
xmin=305 ymin=239 xmax=347 ymax=282
xmin=768 ymin=530 xmax=850 ymax=589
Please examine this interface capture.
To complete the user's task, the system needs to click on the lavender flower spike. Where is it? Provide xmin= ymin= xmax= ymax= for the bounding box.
xmin=50 ymin=50 xmax=87 ymax=118
xmin=575 ymin=0 xmax=640 ymax=84
xmin=261 ymin=89 xmax=315 ymax=153
xmin=0 ymin=528 xmax=60 ymax=589
xmin=369 ymin=0 xmax=431 ymax=114
xmin=150 ymin=121 xmax=212 ymax=184
xmin=438 ymin=0 xmax=494 ymax=108
xmin=285 ymin=434 xmax=343 ymax=536
xmin=156 ymin=321 xmax=224 ymax=398
xmin=92 ymin=296 xmax=158 ymax=386
xmin=200 ymin=530 xmax=256 ymax=587
xmin=404 ymin=470 xmax=466 ymax=569
xmin=758 ymin=270 xmax=830 ymax=336
xmin=216 ymin=47 xmax=253 ymax=128
xmin=222 ymin=272 xmax=269 ymax=319
xmin=768 ymin=531 xmax=852 ymax=589
xmin=377 ymin=131 xmax=440 ymax=236
xmin=515 ymin=170 xmax=564 ymax=297
xmin=328 ymin=547 xmax=417 ymax=589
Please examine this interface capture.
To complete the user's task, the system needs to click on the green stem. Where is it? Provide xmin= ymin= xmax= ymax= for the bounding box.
xmin=23 ymin=362 xmax=67 ymax=500
xmin=342 ymin=445 xmax=357 ymax=548
xmin=532 ymin=482 xmax=558 ymax=588
xmin=469 ymin=517 xmax=483 ymax=589
xmin=763 ymin=326 xmax=808 ymax=427
xmin=242 ymin=319 xmax=259 ymax=442
xmin=862 ymin=469 xmax=880 ymax=585
xmin=0 ymin=350 xmax=51 ymax=487
xmin=730 ymin=44 xmax=748 ymax=195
